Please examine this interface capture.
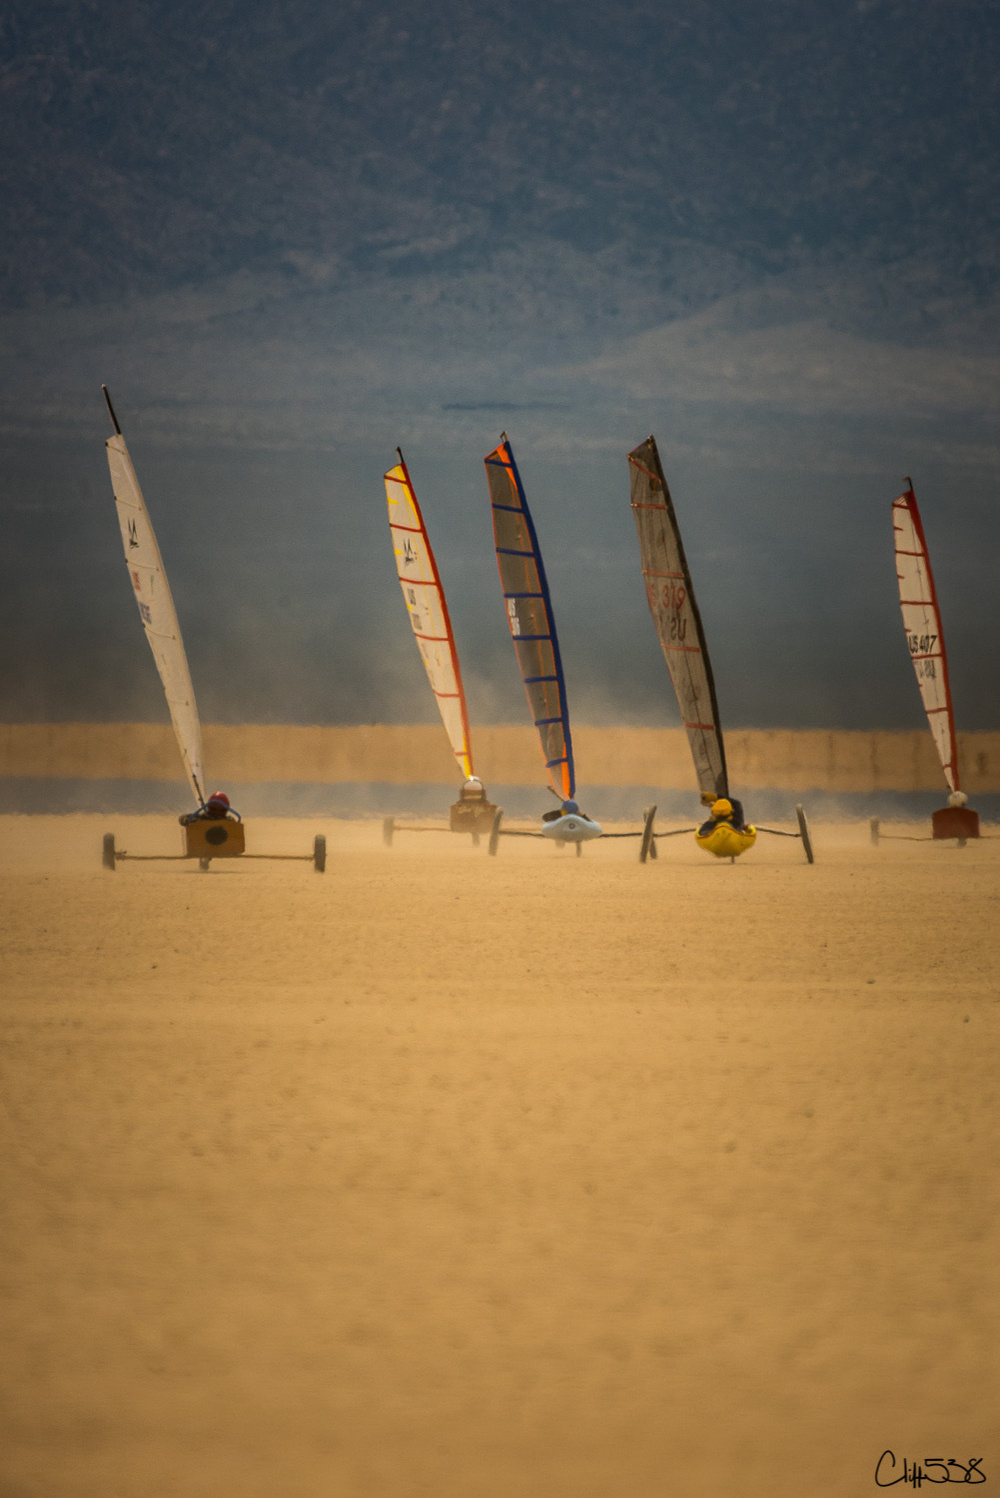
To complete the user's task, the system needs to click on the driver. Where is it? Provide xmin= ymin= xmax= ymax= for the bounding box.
xmin=179 ymin=791 xmax=241 ymax=826
xmin=698 ymin=796 xmax=747 ymax=836
xmin=542 ymin=798 xmax=588 ymax=823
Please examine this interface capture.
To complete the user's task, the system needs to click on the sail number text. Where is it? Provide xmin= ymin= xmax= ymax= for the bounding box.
xmin=907 ymin=633 xmax=937 ymax=656
xmin=647 ymin=579 xmax=688 ymax=642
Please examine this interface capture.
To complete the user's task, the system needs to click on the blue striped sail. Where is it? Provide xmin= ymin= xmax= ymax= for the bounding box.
xmin=485 ymin=435 xmax=575 ymax=800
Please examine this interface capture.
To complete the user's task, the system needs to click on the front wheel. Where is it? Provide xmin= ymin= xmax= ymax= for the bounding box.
xmin=795 ymin=805 xmax=814 ymax=864
xmin=313 ymin=834 xmax=326 ymax=873
xmin=639 ymin=805 xmax=657 ymax=864
xmin=102 ymin=833 xmax=117 ymax=871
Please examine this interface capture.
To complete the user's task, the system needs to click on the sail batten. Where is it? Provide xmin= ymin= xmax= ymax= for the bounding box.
xmin=628 ymin=435 xmax=727 ymax=801
xmin=384 ymin=453 xmax=474 ymax=781
xmin=104 ymin=409 xmax=205 ymax=806
xmin=892 ymin=483 xmax=959 ymax=792
xmin=485 ymin=436 xmax=574 ymax=800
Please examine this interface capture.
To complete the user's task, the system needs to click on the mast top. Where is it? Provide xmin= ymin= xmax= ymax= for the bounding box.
xmin=102 ymin=386 xmax=122 ymax=436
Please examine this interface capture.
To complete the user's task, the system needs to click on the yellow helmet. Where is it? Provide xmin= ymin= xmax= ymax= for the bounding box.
xmin=711 ymin=798 xmax=733 ymax=819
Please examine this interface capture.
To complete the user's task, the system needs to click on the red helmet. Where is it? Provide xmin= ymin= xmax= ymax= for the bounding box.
xmin=207 ymin=791 xmax=230 ymax=807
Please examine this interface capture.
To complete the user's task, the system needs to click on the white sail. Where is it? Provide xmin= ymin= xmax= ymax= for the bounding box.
xmin=384 ymin=452 xmax=474 ymax=780
xmin=892 ymin=482 xmax=959 ymax=792
xmin=104 ymin=391 xmax=205 ymax=805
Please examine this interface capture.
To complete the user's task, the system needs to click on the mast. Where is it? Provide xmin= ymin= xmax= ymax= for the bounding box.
xmin=485 ymin=435 xmax=575 ymax=800
xmin=102 ymin=387 xmax=206 ymax=807
xmin=384 ymin=450 xmax=474 ymax=780
xmin=892 ymin=480 xmax=960 ymax=792
xmin=628 ymin=435 xmax=728 ymax=800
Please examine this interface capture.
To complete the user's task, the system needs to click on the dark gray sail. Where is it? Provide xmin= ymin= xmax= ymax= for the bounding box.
xmin=628 ymin=436 xmax=728 ymax=800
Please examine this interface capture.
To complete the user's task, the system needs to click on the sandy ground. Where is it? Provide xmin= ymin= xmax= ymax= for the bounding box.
xmin=1 ymin=813 xmax=997 ymax=1498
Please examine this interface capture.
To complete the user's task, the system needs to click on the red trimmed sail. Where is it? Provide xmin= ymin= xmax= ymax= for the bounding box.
xmin=385 ymin=451 xmax=474 ymax=781
xmin=892 ymin=482 xmax=960 ymax=792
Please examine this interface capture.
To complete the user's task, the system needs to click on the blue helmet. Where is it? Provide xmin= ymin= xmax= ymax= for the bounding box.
xmin=561 ymin=799 xmax=579 ymax=814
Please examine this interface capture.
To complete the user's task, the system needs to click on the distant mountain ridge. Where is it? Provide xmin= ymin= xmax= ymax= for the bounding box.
xmin=2 ymin=0 xmax=999 ymax=310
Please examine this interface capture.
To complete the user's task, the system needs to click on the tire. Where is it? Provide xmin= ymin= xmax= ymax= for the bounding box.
xmin=795 ymin=804 xmax=815 ymax=864
xmin=313 ymin=834 xmax=326 ymax=873
xmin=102 ymin=833 xmax=117 ymax=871
xmin=640 ymin=805 xmax=657 ymax=864
xmin=382 ymin=817 xmax=395 ymax=848
xmin=488 ymin=807 xmax=504 ymax=856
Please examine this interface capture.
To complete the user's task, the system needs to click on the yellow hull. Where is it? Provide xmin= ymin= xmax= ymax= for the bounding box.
xmin=695 ymin=823 xmax=757 ymax=859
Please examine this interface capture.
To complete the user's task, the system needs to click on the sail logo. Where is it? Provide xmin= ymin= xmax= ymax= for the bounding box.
xmin=507 ymin=598 xmax=521 ymax=636
xmin=138 ymin=602 xmax=152 ymax=624
xmin=128 ymin=518 xmax=140 ymax=549
xmin=131 ymin=570 xmax=141 ymax=592
xmin=403 ymin=540 xmax=417 ymax=566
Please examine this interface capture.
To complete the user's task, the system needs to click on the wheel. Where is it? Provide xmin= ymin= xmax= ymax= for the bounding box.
xmin=102 ymin=833 xmax=117 ymax=871
xmin=869 ymin=817 xmax=880 ymax=846
xmin=488 ymin=807 xmax=504 ymax=856
xmin=639 ymin=805 xmax=657 ymax=864
xmin=199 ymin=857 xmax=211 ymax=872
xmin=313 ymin=834 xmax=326 ymax=873
xmin=382 ymin=817 xmax=395 ymax=848
xmin=575 ymin=841 xmax=582 ymax=857
xmin=796 ymin=804 xmax=815 ymax=864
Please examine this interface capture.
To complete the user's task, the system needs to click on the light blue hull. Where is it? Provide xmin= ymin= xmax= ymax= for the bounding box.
xmin=540 ymin=813 xmax=603 ymax=843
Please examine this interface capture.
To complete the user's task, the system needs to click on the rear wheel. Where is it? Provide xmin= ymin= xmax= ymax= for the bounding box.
xmin=313 ymin=834 xmax=326 ymax=873
xmin=488 ymin=808 xmax=504 ymax=856
xmin=102 ymin=833 xmax=117 ymax=871
xmin=382 ymin=817 xmax=395 ymax=848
